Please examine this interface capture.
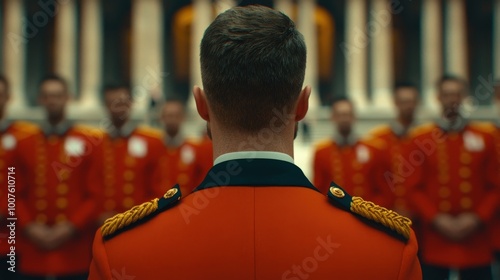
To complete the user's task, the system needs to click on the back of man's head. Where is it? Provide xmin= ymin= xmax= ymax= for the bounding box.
xmin=200 ymin=5 xmax=306 ymax=133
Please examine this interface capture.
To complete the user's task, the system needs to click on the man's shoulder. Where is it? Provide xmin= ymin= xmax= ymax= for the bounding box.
xmin=134 ymin=125 xmax=163 ymax=141
xmin=408 ymin=122 xmax=437 ymax=138
xmin=98 ymin=183 xmax=414 ymax=247
xmin=8 ymin=121 xmax=42 ymax=140
xmin=313 ymin=139 xmax=334 ymax=152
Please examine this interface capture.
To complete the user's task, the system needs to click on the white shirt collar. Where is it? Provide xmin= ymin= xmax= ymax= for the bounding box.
xmin=214 ymin=151 xmax=294 ymax=165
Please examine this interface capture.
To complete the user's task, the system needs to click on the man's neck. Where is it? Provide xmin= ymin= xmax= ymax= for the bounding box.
xmin=397 ymin=116 xmax=413 ymax=129
xmin=48 ymin=115 xmax=65 ymax=127
xmin=112 ymin=119 xmax=127 ymax=130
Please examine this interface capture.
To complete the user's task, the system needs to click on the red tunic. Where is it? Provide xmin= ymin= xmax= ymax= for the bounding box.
xmin=408 ymin=122 xmax=500 ymax=268
xmin=312 ymin=138 xmax=392 ymax=207
xmin=15 ymin=123 xmax=104 ymax=275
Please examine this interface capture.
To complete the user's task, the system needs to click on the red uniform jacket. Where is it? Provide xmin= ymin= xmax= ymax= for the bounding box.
xmin=152 ymin=137 xmax=211 ymax=197
xmin=313 ymin=137 xmax=392 ymax=207
xmin=368 ymin=124 xmax=416 ymax=216
xmin=89 ymin=158 xmax=421 ymax=280
xmin=0 ymin=121 xmax=39 ymax=255
xmin=408 ymin=122 xmax=500 ymax=268
xmin=100 ymin=125 xmax=164 ymax=215
xmin=15 ymin=122 xmax=103 ymax=275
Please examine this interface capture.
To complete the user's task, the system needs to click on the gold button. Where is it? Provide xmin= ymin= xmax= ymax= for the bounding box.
xmin=36 ymin=165 xmax=46 ymax=173
xmin=124 ymin=170 xmax=134 ymax=181
xmin=35 ymin=200 xmax=47 ymax=210
xmin=353 ymin=187 xmax=364 ymax=196
xmin=35 ymin=188 xmax=47 ymax=197
xmin=35 ymin=175 xmax=46 ymax=185
xmin=163 ymin=188 xmax=179 ymax=199
xmin=123 ymin=183 xmax=134 ymax=195
xmin=353 ymin=173 xmax=365 ymax=184
xmin=352 ymin=162 xmax=362 ymax=170
xmin=460 ymin=153 xmax=472 ymax=164
xmin=329 ymin=187 xmax=345 ymax=198
xmin=56 ymin=198 xmax=68 ymax=209
xmin=459 ymin=182 xmax=472 ymax=193
xmin=105 ymin=188 xmax=115 ymax=197
xmin=36 ymin=214 xmax=47 ymax=224
xmin=438 ymin=174 xmax=450 ymax=184
xmin=125 ymin=156 xmax=136 ymax=166
xmin=105 ymin=199 xmax=116 ymax=210
xmin=461 ymin=197 xmax=472 ymax=209
xmin=178 ymin=173 xmax=189 ymax=185
xmin=123 ymin=197 xmax=135 ymax=209
xmin=57 ymin=184 xmax=69 ymax=195
xmin=438 ymin=187 xmax=450 ymax=198
xmin=55 ymin=214 xmax=67 ymax=223
xmin=459 ymin=167 xmax=471 ymax=178
xmin=439 ymin=200 xmax=451 ymax=212
xmin=58 ymin=170 xmax=70 ymax=181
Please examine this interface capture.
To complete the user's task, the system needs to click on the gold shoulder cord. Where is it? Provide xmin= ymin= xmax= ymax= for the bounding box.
xmin=350 ymin=196 xmax=412 ymax=240
xmin=101 ymin=198 xmax=160 ymax=237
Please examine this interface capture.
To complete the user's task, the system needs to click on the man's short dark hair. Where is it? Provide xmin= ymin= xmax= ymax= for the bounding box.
xmin=103 ymin=84 xmax=132 ymax=98
xmin=0 ymin=75 xmax=9 ymax=94
xmin=200 ymin=5 xmax=307 ymax=133
xmin=39 ymin=74 xmax=69 ymax=93
xmin=436 ymin=74 xmax=468 ymax=91
xmin=393 ymin=81 xmax=419 ymax=97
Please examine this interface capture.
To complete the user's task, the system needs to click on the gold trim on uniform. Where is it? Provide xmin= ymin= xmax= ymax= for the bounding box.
xmin=164 ymin=188 xmax=179 ymax=199
xmin=459 ymin=167 xmax=471 ymax=178
xmin=105 ymin=188 xmax=115 ymax=197
xmin=438 ymin=187 xmax=450 ymax=198
xmin=104 ymin=199 xmax=116 ymax=210
xmin=123 ymin=183 xmax=134 ymax=195
xmin=57 ymin=183 xmax=69 ymax=195
xmin=439 ymin=200 xmax=451 ymax=212
xmin=438 ymin=174 xmax=450 ymax=184
xmin=459 ymin=182 xmax=472 ymax=193
xmin=123 ymin=170 xmax=135 ymax=181
xmin=35 ymin=200 xmax=47 ymax=210
xmin=460 ymin=197 xmax=472 ymax=209
xmin=460 ymin=153 xmax=472 ymax=164
xmin=55 ymin=214 xmax=67 ymax=223
xmin=36 ymin=214 xmax=47 ymax=223
xmin=122 ymin=197 xmax=135 ymax=209
xmin=125 ymin=156 xmax=136 ymax=166
xmin=56 ymin=197 xmax=68 ymax=209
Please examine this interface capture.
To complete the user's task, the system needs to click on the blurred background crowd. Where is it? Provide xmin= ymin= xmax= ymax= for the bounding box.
xmin=0 ymin=0 xmax=500 ymax=279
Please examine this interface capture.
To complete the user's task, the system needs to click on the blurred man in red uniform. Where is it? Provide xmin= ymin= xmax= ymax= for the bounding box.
xmin=15 ymin=75 xmax=103 ymax=279
xmin=152 ymin=100 xmax=210 ymax=197
xmin=408 ymin=75 xmax=499 ymax=280
xmin=97 ymin=85 xmax=164 ymax=224
xmin=313 ymin=99 xmax=391 ymax=207
xmin=0 ymin=76 xmax=40 ymax=279
xmin=368 ymin=83 xmax=420 ymax=217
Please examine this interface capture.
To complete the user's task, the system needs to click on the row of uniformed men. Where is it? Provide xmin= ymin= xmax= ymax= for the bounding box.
xmin=0 ymin=75 xmax=213 ymax=279
xmin=311 ymin=77 xmax=500 ymax=279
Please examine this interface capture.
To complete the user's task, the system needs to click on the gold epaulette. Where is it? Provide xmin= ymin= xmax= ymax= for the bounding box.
xmin=136 ymin=125 xmax=163 ymax=139
xmin=468 ymin=121 xmax=496 ymax=134
xmin=101 ymin=185 xmax=182 ymax=239
xmin=327 ymin=182 xmax=412 ymax=242
xmin=359 ymin=136 xmax=387 ymax=151
xmin=10 ymin=121 xmax=41 ymax=141
xmin=314 ymin=139 xmax=333 ymax=151
xmin=366 ymin=125 xmax=391 ymax=138
xmin=408 ymin=122 xmax=435 ymax=138
xmin=72 ymin=124 xmax=105 ymax=138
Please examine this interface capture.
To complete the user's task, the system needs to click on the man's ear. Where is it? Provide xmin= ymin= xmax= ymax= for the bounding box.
xmin=193 ymin=86 xmax=209 ymax=121
xmin=295 ymin=86 xmax=311 ymax=121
